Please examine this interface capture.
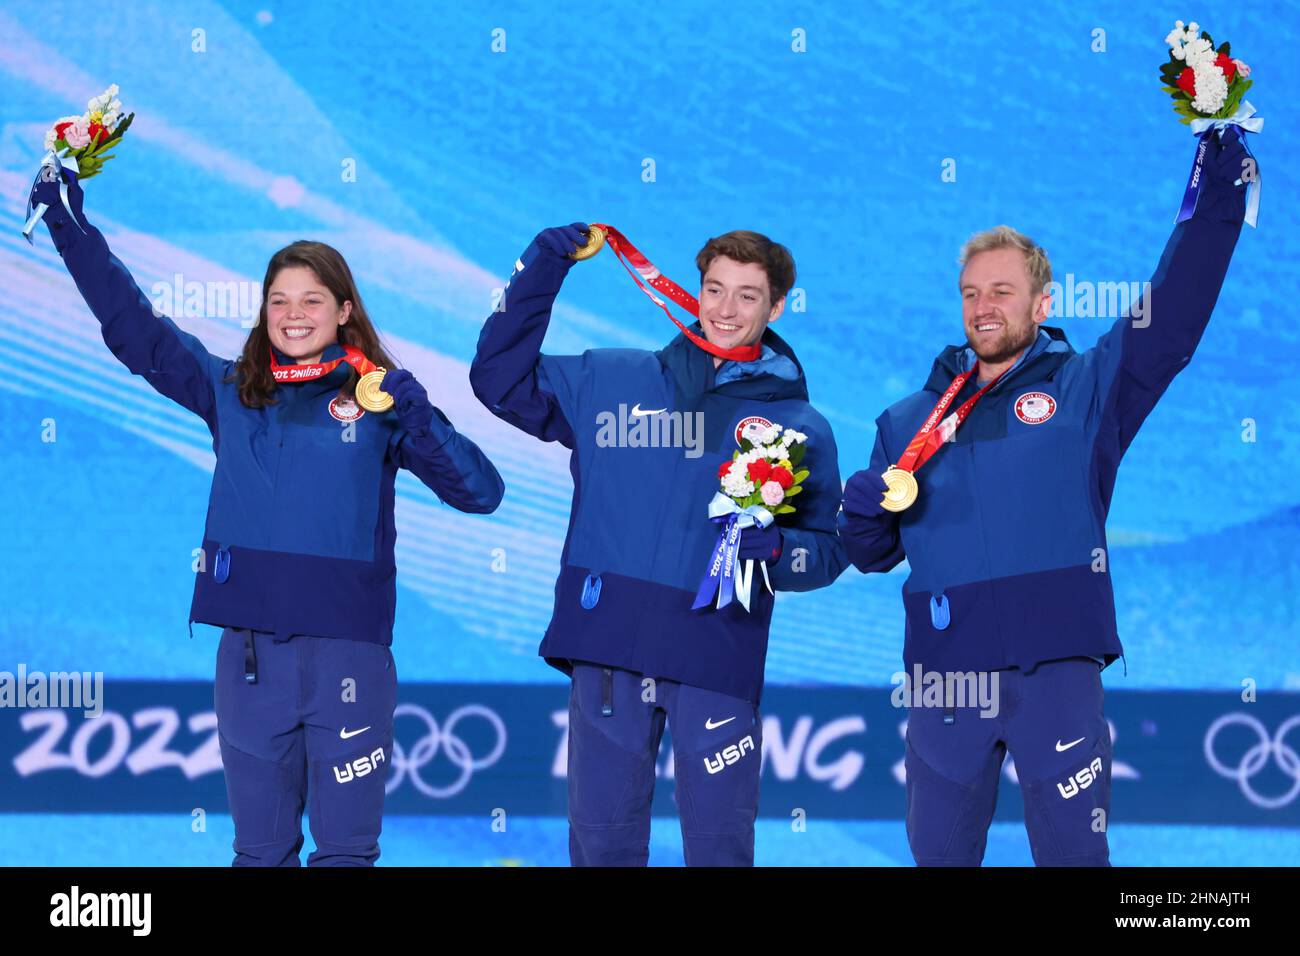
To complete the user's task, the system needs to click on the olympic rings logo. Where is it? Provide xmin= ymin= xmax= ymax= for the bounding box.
xmin=386 ymin=703 xmax=507 ymax=799
xmin=1203 ymin=713 xmax=1300 ymax=809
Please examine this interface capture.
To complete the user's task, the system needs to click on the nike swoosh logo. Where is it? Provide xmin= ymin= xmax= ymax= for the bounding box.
xmin=1056 ymin=736 xmax=1086 ymax=752
xmin=631 ymin=403 xmax=666 ymax=416
xmin=705 ymin=716 xmax=737 ymax=730
xmin=339 ymin=726 xmax=371 ymax=740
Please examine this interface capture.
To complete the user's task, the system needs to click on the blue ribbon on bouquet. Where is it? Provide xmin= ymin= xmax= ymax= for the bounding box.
xmin=691 ymin=494 xmax=775 ymax=613
xmin=22 ymin=147 xmax=86 ymax=245
xmin=1177 ymin=101 xmax=1263 ymax=229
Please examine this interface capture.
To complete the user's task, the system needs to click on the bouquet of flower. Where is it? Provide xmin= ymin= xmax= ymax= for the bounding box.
xmin=22 ymin=85 xmax=133 ymax=243
xmin=693 ymin=422 xmax=809 ymax=612
xmin=717 ymin=422 xmax=809 ymax=516
xmin=44 ymin=85 xmax=133 ymax=177
xmin=1159 ymin=21 xmax=1263 ymax=228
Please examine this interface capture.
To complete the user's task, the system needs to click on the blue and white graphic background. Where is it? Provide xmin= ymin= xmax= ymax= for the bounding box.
xmin=0 ymin=1 xmax=1296 ymax=865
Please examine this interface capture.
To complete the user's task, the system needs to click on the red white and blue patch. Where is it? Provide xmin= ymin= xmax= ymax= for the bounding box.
xmin=734 ymin=415 xmax=773 ymax=447
xmin=329 ymin=395 xmax=366 ymax=423
xmin=1014 ymin=391 xmax=1057 ymax=425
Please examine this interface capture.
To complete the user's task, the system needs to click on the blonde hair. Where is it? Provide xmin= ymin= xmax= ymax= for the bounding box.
xmin=958 ymin=225 xmax=1053 ymax=295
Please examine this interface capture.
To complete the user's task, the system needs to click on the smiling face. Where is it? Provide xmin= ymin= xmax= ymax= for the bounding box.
xmin=698 ymin=256 xmax=785 ymax=362
xmin=959 ymin=246 xmax=1050 ymax=368
xmin=265 ymin=265 xmax=352 ymax=365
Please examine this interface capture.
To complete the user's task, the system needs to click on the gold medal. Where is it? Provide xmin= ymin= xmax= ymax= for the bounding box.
xmin=355 ymin=368 xmax=394 ymax=413
xmin=880 ymin=465 xmax=919 ymax=513
xmin=570 ymin=224 xmax=606 ymax=261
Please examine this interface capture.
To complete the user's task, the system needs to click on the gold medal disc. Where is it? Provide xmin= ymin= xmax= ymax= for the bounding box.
xmin=570 ymin=224 xmax=606 ymax=261
xmin=356 ymin=368 xmax=394 ymax=413
xmin=880 ymin=466 xmax=919 ymax=513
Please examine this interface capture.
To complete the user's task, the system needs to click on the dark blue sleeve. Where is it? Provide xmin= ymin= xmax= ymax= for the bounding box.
xmin=767 ymin=417 xmax=849 ymax=592
xmin=838 ymin=424 xmax=906 ymax=574
xmin=388 ymin=409 xmax=505 ymax=514
xmin=469 ymin=242 xmax=586 ymax=448
xmin=48 ymin=218 xmax=224 ymax=433
xmin=1078 ymin=168 xmax=1246 ymax=459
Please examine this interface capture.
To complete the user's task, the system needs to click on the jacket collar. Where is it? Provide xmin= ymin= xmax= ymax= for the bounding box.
xmin=655 ymin=323 xmax=809 ymax=403
xmin=270 ymin=340 xmax=347 ymax=369
xmin=925 ymin=325 xmax=1073 ymax=394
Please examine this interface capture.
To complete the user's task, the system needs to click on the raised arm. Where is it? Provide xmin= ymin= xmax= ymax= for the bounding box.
xmin=469 ymin=224 xmax=596 ymax=447
xmin=1075 ymin=126 xmax=1251 ymax=458
xmin=30 ymin=168 xmax=225 ymax=432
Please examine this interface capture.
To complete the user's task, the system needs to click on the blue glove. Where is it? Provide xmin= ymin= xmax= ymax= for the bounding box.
xmin=379 ymin=368 xmax=436 ymax=434
xmin=29 ymin=162 xmax=88 ymax=232
xmin=738 ymin=523 xmax=783 ymax=562
xmin=532 ymin=222 xmax=591 ymax=261
xmin=1197 ymin=125 xmax=1254 ymax=223
xmin=842 ymin=469 xmax=890 ymax=520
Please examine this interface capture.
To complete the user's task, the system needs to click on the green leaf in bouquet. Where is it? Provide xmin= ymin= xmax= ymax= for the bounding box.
xmin=792 ymin=469 xmax=810 ymax=484
xmin=1218 ymin=41 xmax=1230 ymax=56
xmin=788 ymin=443 xmax=806 ymax=467
xmin=1200 ymin=31 xmax=1213 ymax=49
xmin=1159 ymin=60 xmax=1183 ymax=80
xmin=113 ymin=112 xmax=135 ymax=139
xmin=773 ymin=504 xmax=796 ymax=515
xmin=738 ymin=438 xmax=753 ymax=453
xmin=783 ymin=485 xmax=804 ymax=497
xmin=1217 ymin=77 xmax=1251 ymax=118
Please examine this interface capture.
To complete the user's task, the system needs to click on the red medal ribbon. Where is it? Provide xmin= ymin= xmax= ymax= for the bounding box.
xmin=593 ymin=223 xmax=762 ymax=363
xmin=269 ymin=344 xmax=377 ymax=383
xmin=895 ymin=365 xmax=1008 ymax=475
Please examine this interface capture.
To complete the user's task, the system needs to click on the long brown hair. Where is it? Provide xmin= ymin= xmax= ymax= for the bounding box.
xmin=228 ymin=240 xmax=396 ymax=408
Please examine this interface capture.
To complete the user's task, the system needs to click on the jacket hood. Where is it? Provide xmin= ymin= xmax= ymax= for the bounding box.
xmin=655 ymin=322 xmax=810 ymax=403
xmin=925 ymin=325 xmax=1074 ymax=393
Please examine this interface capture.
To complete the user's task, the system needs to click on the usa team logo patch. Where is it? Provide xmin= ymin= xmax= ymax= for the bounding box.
xmin=1014 ymin=391 xmax=1056 ymax=425
xmin=735 ymin=415 xmax=773 ymax=446
xmin=329 ymin=395 xmax=366 ymax=423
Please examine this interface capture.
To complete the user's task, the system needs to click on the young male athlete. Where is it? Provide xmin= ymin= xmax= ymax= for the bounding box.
xmin=471 ymin=224 xmax=847 ymax=865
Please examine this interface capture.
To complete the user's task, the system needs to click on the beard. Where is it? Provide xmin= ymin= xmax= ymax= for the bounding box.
xmin=966 ymin=310 xmax=1038 ymax=365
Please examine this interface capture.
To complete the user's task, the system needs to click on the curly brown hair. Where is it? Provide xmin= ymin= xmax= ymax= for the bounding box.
xmin=229 ymin=240 xmax=395 ymax=408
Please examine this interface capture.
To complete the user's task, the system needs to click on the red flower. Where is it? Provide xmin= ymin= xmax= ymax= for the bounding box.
xmin=770 ymin=466 xmax=794 ymax=489
xmin=54 ymin=121 xmax=74 ymax=140
xmin=747 ymin=459 xmax=772 ymax=483
xmin=717 ymin=460 xmax=732 ymax=480
xmin=88 ymin=122 xmax=110 ymax=144
xmin=1176 ymin=67 xmax=1197 ymax=97
xmin=1215 ymin=52 xmax=1237 ymax=83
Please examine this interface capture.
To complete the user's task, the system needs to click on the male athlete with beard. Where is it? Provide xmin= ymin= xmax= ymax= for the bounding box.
xmin=839 ymin=128 xmax=1253 ymax=865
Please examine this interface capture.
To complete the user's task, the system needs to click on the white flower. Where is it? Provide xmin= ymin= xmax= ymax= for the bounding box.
xmin=1191 ymin=62 xmax=1228 ymax=113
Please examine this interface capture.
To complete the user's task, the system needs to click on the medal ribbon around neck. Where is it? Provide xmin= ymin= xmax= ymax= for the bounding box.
xmin=268 ymin=343 xmax=393 ymax=412
xmin=880 ymin=364 xmax=1009 ymax=512
xmin=571 ymin=223 xmax=762 ymax=363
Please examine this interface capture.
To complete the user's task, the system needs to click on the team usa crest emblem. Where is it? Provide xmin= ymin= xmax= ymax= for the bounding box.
xmin=734 ymin=415 xmax=774 ymax=446
xmin=1014 ymin=391 xmax=1057 ymax=425
xmin=329 ymin=395 xmax=366 ymax=423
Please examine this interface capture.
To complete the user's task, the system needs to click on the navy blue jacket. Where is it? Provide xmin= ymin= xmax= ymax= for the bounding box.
xmin=470 ymin=239 xmax=848 ymax=702
xmin=840 ymin=170 xmax=1247 ymax=674
xmin=46 ymin=215 xmax=504 ymax=645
